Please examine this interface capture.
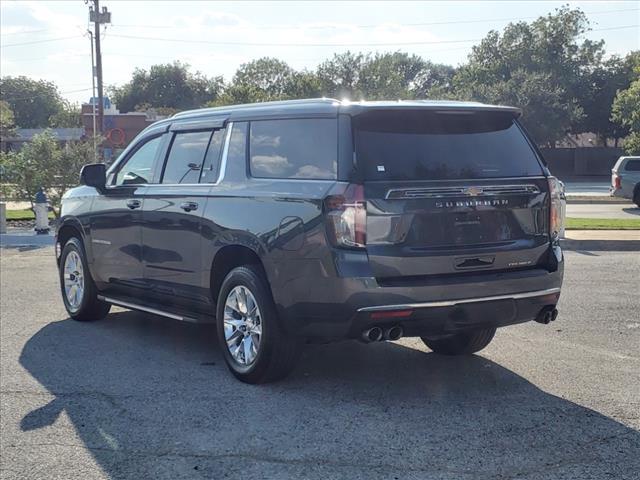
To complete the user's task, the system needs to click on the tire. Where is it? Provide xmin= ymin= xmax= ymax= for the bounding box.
xmin=59 ymin=237 xmax=111 ymax=322
xmin=633 ymin=186 xmax=640 ymax=208
xmin=216 ymin=265 xmax=300 ymax=384
xmin=421 ymin=327 xmax=496 ymax=355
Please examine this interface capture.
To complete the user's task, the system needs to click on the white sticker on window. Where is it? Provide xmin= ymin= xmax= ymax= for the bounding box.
xmin=377 ymin=165 xmax=386 ymax=172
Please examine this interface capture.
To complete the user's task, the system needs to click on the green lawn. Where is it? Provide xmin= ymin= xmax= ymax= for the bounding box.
xmin=5 ymin=209 xmax=55 ymax=221
xmin=565 ymin=217 xmax=640 ymax=230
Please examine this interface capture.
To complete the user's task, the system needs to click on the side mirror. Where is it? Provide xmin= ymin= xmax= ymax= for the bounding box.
xmin=80 ymin=163 xmax=106 ymax=191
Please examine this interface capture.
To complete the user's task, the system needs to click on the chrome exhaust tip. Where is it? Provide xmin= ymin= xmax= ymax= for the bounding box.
xmin=384 ymin=325 xmax=403 ymax=341
xmin=361 ymin=326 xmax=383 ymax=343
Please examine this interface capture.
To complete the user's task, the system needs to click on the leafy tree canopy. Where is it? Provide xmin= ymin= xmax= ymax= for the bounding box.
xmin=109 ymin=61 xmax=224 ymax=112
xmin=0 ymin=76 xmax=65 ymax=128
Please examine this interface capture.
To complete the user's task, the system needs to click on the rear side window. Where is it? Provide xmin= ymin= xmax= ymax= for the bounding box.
xmin=354 ymin=111 xmax=543 ymax=180
xmin=250 ymin=119 xmax=337 ymax=179
xmin=624 ymin=159 xmax=640 ymax=171
xmin=162 ymin=131 xmax=211 ymax=184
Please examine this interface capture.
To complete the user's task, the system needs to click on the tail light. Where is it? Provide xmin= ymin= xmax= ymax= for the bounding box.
xmin=613 ymin=173 xmax=621 ymax=190
xmin=324 ymin=183 xmax=366 ymax=248
xmin=548 ymin=176 xmax=562 ymax=241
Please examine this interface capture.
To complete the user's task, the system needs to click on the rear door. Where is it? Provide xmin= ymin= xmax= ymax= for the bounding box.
xmin=353 ymin=109 xmax=550 ymax=279
xmin=140 ymin=122 xmax=227 ymax=309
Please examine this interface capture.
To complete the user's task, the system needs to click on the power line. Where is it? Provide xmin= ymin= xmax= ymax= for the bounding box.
xmin=591 ymin=24 xmax=639 ymax=32
xmin=0 ymin=36 xmax=81 ymax=48
xmin=0 ymin=88 xmax=93 ymax=102
xmin=0 ymin=28 xmax=53 ymax=37
xmin=108 ymin=7 xmax=639 ymax=31
xmin=107 ymin=33 xmax=482 ymax=47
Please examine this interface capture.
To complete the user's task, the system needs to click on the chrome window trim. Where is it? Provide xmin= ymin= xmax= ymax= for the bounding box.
xmin=357 ymin=288 xmax=561 ymax=312
xmin=213 ymin=121 xmax=233 ymax=186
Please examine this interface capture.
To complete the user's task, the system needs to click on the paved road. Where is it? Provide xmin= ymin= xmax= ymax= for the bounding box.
xmin=566 ymin=203 xmax=640 ymax=219
xmin=1 ymin=247 xmax=639 ymax=480
xmin=562 ymin=180 xmax=611 ymax=196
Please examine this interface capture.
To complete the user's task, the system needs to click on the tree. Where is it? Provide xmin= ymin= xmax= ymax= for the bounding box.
xmin=0 ymin=76 xmax=64 ymax=128
xmin=49 ymin=102 xmax=82 ymax=128
xmin=411 ymin=62 xmax=457 ymax=98
xmin=211 ymin=58 xmax=321 ymax=106
xmin=0 ymin=100 xmax=16 ymax=144
xmin=316 ymin=51 xmax=367 ymax=99
xmin=576 ymin=51 xmax=639 ymax=145
xmin=612 ymin=69 xmax=640 ymax=155
xmin=0 ymin=131 xmax=98 ymax=216
xmin=109 ymin=62 xmax=223 ymax=112
xmin=358 ymin=52 xmax=425 ymax=100
xmin=452 ymin=6 xmax=604 ymax=145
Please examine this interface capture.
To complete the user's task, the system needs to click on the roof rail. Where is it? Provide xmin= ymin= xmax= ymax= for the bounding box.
xmin=172 ymin=97 xmax=341 ymax=118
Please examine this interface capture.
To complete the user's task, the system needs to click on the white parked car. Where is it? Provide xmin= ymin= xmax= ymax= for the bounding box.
xmin=610 ymin=156 xmax=640 ymax=207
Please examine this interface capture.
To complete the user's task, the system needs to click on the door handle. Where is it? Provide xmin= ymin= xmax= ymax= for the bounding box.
xmin=180 ymin=201 xmax=199 ymax=212
xmin=126 ymin=199 xmax=141 ymax=210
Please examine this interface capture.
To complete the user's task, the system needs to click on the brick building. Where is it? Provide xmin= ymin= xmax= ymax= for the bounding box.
xmin=81 ymin=99 xmax=167 ymax=163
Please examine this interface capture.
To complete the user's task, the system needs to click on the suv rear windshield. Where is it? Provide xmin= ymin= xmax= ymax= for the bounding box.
xmin=354 ymin=110 xmax=543 ymax=181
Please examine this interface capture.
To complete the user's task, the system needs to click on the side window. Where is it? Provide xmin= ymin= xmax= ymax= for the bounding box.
xmin=250 ymin=119 xmax=337 ymax=179
xmin=162 ymin=130 xmax=212 ymax=184
xmin=199 ymin=128 xmax=227 ymax=184
xmin=624 ymin=159 xmax=640 ymax=172
xmin=115 ymin=135 xmax=163 ymax=186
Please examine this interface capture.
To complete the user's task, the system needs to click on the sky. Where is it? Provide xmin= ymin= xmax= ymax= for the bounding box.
xmin=1 ymin=0 xmax=639 ymax=105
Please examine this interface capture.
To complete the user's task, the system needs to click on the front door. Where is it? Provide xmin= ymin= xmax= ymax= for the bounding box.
xmin=90 ymin=134 xmax=165 ymax=294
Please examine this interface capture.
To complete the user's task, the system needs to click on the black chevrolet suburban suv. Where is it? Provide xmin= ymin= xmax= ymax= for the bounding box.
xmin=56 ymin=99 xmax=564 ymax=383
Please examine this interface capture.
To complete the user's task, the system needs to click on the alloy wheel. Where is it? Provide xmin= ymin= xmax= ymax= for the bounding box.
xmin=223 ymin=285 xmax=262 ymax=366
xmin=63 ymin=251 xmax=85 ymax=312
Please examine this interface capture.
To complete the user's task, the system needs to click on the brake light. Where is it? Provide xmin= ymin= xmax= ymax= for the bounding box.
xmin=548 ymin=176 xmax=562 ymax=241
xmin=613 ymin=174 xmax=621 ymax=190
xmin=324 ymin=183 xmax=366 ymax=248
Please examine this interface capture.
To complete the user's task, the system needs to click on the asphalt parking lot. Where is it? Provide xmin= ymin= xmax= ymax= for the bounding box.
xmin=1 ymin=246 xmax=639 ymax=480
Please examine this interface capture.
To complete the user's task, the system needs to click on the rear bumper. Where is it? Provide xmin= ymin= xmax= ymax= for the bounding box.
xmin=275 ymin=245 xmax=564 ymax=339
xmin=350 ymin=288 xmax=560 ymax=338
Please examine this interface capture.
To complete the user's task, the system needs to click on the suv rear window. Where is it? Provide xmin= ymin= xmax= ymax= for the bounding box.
xmin=250 ymin=119 xmax=337 ymax=179
xmin=354 ymin=110 xmax=543 ymax=180
xmin=624 ymin=159 xmax=640 ymax=171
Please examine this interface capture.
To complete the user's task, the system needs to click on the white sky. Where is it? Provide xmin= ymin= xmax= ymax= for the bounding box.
xmin=1 ymin=1 xmax=639 ymax=105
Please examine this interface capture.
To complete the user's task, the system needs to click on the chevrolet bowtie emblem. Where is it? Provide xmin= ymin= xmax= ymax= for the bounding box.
xmin=464 ymin=186 xmax=483 ymax=196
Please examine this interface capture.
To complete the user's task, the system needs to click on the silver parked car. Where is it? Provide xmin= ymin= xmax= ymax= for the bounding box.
xmin=611 ymin=156 xmax=640 ymax=207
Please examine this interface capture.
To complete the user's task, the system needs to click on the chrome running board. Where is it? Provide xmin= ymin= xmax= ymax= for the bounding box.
xmin=98 ymin=295 xmax=200 ymax=323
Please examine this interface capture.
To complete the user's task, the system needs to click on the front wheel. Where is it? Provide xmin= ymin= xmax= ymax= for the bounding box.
xmin=59 ymin=237 xmax=111 ymax=321
xmin=421 ymin=327 xmax=496 ymax=355
xmin=216 ymin=265 xmax=300 ymax=384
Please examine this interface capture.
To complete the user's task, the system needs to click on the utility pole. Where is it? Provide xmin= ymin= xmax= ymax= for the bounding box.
xmin=87 ymin=29 xmax=97 ymax=161
xmin=89 ymin=0 xmax=111 ymax=135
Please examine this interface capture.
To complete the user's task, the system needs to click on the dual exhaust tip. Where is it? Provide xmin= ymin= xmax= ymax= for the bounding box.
xmin=535 ymin=306 xmax=559 ymax=325
xmin=361 ymin=325 xmax=403 ymax=343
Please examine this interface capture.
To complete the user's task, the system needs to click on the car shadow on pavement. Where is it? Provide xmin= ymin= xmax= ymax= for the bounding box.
xmin=19 ymin=311 xmax=640 ymax=479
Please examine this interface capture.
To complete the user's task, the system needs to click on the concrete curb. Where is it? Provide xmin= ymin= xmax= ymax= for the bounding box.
xmin=561 ymin=239 xmax=640 ymax=251
xmin=566 ymin=196 xmax=631 ymax=205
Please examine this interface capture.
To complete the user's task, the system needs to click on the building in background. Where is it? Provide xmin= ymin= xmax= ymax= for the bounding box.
xmin=81 ymin=98 xmax=167 ymax=163
xmin=1 ymin=128 xmax=84 ymax=152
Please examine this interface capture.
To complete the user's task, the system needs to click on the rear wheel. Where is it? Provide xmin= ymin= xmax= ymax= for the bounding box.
xmin=421 ymin=327 xmax=496 ymax=355
xmin=216 ymin=265 xmax=300 ymax=384
xmin=59 ymin=237 xmax=111 ymax=321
